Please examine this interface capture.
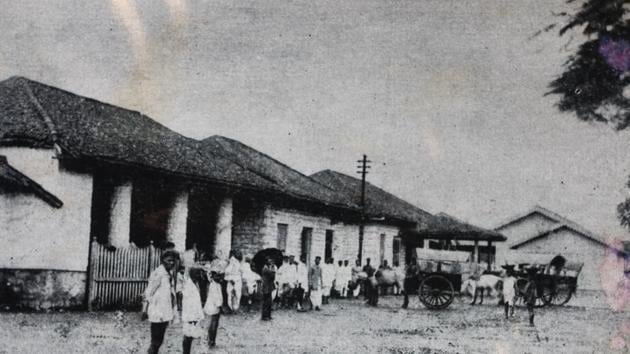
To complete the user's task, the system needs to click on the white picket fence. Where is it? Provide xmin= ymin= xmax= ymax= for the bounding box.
xmin=87 ymin=241 xmax=162 ymax=310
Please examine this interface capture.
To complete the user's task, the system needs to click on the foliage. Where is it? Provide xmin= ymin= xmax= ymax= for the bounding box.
xmin=548 ymin=0 xmax=630 ymax=129
xmin=547 ymin=0 xmax=630 ymax=229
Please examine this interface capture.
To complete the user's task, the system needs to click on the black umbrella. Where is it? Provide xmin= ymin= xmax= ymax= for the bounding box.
xmin=550 ymin=255 xmax=567 ymax=270
xmin=252 ymin=248 xmax=283 ymax=275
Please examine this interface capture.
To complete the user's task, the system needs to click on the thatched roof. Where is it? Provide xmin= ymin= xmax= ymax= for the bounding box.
xmin=0 ymin=76 xmax=289 ymax=192
xmin=414 ymin=212 xmax=507 ymax=242
xmin=0 ymin=155 xmax=62 ymax=208
xmin=310 ymin=170 xmax=433 ymax=225
xmin=199 ymin=136 xmax=353 ymax=208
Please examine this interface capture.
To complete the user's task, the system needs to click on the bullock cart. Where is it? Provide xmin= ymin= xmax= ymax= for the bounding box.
xmin=506 ymin=253 xmax=583 ymax=307
xmin=411 ymin=249 xmax=472 ymax=310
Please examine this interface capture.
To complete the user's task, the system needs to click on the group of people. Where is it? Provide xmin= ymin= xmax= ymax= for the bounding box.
xmin=142 ymin=248 xmax=261 ymax=353
xmin=462 ymin=262 xmax=540 ymax=326
xmin=272 ymin=255 xmax=360 ymax=311
xmin=147 ymin=247 xmax=510 ymax=353
xmin=501 ymin=264 xmax=538 ymax=326
xmin=141 ymin=247 xmax=377 ymax=353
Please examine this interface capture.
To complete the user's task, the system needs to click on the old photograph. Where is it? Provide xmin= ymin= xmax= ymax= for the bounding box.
xmin=0 ymin=0 xmax=629 ymax=353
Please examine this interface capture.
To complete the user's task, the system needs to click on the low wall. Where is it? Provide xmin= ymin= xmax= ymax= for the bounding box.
xmin=0 ymin=269 xmax=86 ymax=310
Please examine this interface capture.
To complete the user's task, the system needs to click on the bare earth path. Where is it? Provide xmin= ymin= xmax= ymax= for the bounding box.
xmin=0 ymin=293 xmax=627 ymax=353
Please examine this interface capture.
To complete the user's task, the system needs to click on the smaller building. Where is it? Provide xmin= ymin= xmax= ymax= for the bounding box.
xmin=495 ymin=205 xmax=611 ymax=291
xmin=404 ymin=212 xmax=506 ymax=272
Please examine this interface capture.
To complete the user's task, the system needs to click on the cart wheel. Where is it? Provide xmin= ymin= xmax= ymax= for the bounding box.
xmin=541 ymin=282 xmax=573 ymax=306
xmin=418 ymin=274 xmax=454 ymax=310
xmin=534 ymin=292 xmax=547 ymax=308
xmin=515 ymin=278 xmax=527 ymax=306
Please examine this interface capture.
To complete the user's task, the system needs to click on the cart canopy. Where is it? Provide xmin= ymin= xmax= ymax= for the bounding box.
xmin=415 ymin=248 xmax=471 ymax=263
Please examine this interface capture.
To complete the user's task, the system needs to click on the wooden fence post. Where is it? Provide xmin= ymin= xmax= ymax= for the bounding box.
xmin=87 ymin=237 xmax=97 ymax=311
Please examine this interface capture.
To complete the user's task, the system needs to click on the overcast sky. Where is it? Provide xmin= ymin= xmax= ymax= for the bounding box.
xmin=1 ymin=0 xmax=629 ymax=239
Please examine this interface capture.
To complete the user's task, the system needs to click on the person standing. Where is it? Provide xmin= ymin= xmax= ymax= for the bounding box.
xmin=181 ymin=267 xmax=205 ymax=354
xmin=208 ymin=251 xmax=229 ymax=314
xmin=241 ymin=257 xmax=260 ymax=310
xmin=321 ymin=258 xmax=335 ymax=304
xmin=143 ymin=250 xmax=179 ymax=354
xmin=363 ymin=258 xmax=377 ymax=306
xmin=502 ymin=265 xmax=517 ymax=319
xmin=296 ymin=255 xmax=309 ymax=311
xmin=224 ymin=250 xmax=243 ymax=313
xmin=284 ymin=255 xmax=298 ymax=308
xmin=339 ymin=260 xmax=351 ymax=298
xmin=334 ymin=260 xmax=343 ymax=298
xmin=276 ymin=256 xmax=292 ymax=308
xmin=204 ymin=268 xmax=224 ymax=348
xmin=261 ymin=257 xmax=277 ymax=321
xmin=309 ymin=256 xmax=324 ymax=311
xmin=523 ymin=267 xmax=538 ymax=326
xmin=402 ymin=258 xmax=419 ymax=309
xmin=350 ymin=259 xmax=362 ymax=299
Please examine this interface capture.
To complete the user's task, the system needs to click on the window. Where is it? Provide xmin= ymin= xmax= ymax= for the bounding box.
xmin=325 ymin=230 xmax=334 ymax=260
xmin=277 ymin=223 xmax=288 ymax=251
xmin=392 ymin=237 xmax=401 ymax=267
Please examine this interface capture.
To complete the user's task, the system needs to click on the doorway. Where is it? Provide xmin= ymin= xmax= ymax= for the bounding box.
xmin=301 ymin=227 xmax=313 ymax=265
xmin=325 ymin=229 xmax=334 ymax=261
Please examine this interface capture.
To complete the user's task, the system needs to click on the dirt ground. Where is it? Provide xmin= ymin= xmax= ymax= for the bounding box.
xmin=0 ymin=292 xmax=627 ymax=354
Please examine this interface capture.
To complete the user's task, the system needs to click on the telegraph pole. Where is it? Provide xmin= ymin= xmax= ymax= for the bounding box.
xmin=356 ymin=154 xmax=371 ymax=264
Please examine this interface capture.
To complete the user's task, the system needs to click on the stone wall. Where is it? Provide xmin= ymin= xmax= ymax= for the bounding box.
xmin=231 ymin=197 xmax=268 ymax=259
xmin=231 ymin=200 xmax=402 ymax=267
xmin=264 ymin=207 xmax=333 ymax=265
xmin=0 ymin=269 xmax=85 ymax=310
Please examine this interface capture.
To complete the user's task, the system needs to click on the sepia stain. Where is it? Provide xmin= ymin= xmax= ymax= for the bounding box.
xmin=599 ymin=37 xmax=630 ymax=73
xmin=599 ymin=237 xmax=630 ymax=351
xmin=109 ymin=0 xmax=190 ymax=124
xmin=110 ymin=0 xmax=148 ymax=62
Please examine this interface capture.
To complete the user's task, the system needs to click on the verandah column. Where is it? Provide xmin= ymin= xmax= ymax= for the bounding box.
xmin=214 ymin=196 xmax=233 ymax=259
xmin=487 ymin=240 xmax=493 ymax=271
xmin=473 ymin=239 xmax=479 ymax=263
xmin=108 ymin=181 xmax=132 ymax=248
xmin=167 ymin=189 xmax=189 ymax=252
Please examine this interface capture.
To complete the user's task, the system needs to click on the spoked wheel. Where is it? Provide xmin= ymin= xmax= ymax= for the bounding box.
xmin=541 ymin=282 xmax=573 ymax=306
xmin=418 ymin=274 xmax=455 ymax=310
xmin=534 ymin=289 xmax=547 ymax=308
xmin=514 ymin=278 xmax=528 ymax=306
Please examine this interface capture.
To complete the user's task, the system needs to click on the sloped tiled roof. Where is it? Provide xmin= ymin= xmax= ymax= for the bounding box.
xmin=310 ymin=169 xmax=433 ymax=225
xmin=199 ymin=136 xmax=354 ymax=208
xmin=0 ymin=76 xmax=285 ymax=192
xmin=422 ymin=212 xmax=506 ymax=241
xmin=310 ymin=170 xmax=506 ymax=241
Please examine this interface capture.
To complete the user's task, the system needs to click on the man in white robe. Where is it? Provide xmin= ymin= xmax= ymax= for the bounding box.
xmin=321 ymin=258 xmax=335 ymax=304
xmin=224 ymin=250 xmax=243 ymax=313
xmin=309 ymin=256 xmax=323 ymax=310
